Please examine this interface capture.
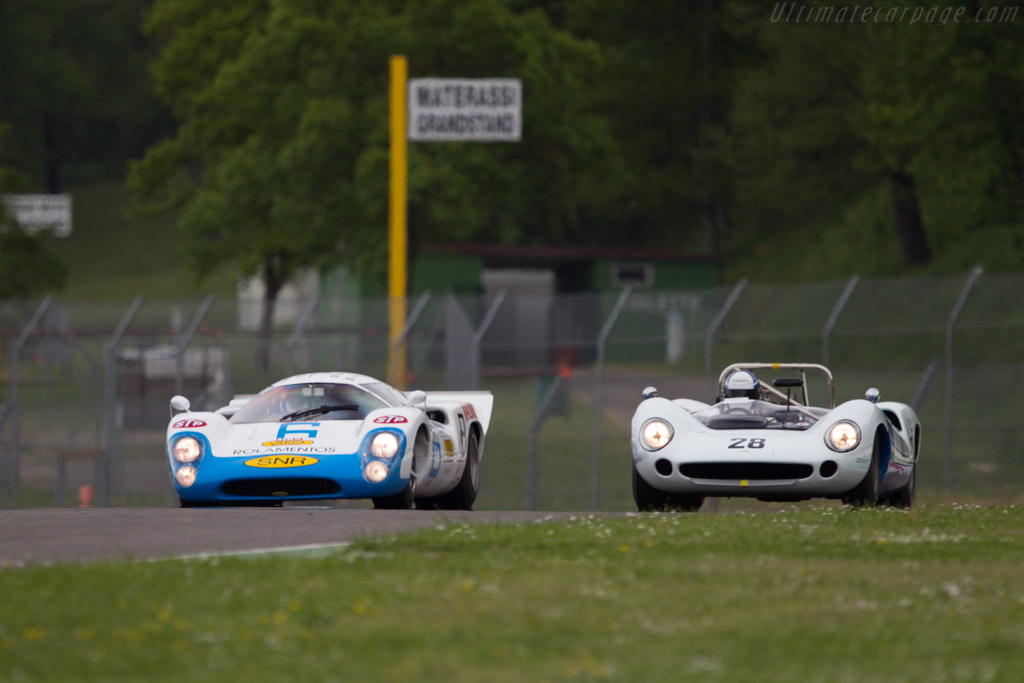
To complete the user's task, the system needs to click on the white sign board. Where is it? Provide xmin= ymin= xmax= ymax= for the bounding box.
xmin=2 ymin=193 xmax=73 ymax=237
xmin=408 ymin=78 xmax=521 ymax=142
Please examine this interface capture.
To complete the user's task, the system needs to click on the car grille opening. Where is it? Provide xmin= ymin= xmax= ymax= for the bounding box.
xmin=655 ymin=459 xmax=673 ymax=476
xmin=680 ymin=462 xmax=814 ymax=480
xmin=222 ymin=478 xmax=341 ymax=497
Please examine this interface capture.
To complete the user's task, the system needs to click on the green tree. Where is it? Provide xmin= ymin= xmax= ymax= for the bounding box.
xmin=0 ymin=124 xmax=68 ymax=300
xmin=716 ymin=2 xmax=1024 ymax=280
xmin=129 ymin=0 xmax=613 ymax=366
xmin=560 ymin=0 xmax=745 ymax=254
xmin=0 ymin=0 xmax=169 ymax=190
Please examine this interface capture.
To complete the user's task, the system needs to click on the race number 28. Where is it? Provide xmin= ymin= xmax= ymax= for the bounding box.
xmin=728 ymin=438 xmax=766 ymax=449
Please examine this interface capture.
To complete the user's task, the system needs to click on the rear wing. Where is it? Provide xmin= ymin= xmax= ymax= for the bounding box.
xmin=424 ymin=391 xmax=494 ymax=432
xmin=717 ymin=363 xmax=834 ymax=409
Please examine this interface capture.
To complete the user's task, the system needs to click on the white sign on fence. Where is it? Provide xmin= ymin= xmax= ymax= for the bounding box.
xmin=408 ymin=78 xmax=521 ymax=142
xmin=2 ymin=193 xmax=73 ymax=237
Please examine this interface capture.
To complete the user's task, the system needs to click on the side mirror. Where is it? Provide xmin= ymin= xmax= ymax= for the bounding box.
xmin=170 ymin=395 xmax=191 ymax=415
xmin=865 ymin=388 xmax=880 ymax=403
xmin=405 ymin=390 xmax=427 ymax=408
xmin=642 ymin=386 xmax=658 ymax=399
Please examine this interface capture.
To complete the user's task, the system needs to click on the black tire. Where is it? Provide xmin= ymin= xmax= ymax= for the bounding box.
xmin=842 ymin=432 xmax=880 ymax=507
xmin=431 ymin=431 xmax=481 ymax=511
xmin=632 ymin=463 xmax=704 ymax=512
xmin=372 ymin=477 xmax=415 ymax=509
xmin=372 ymin=448 xmax=419 ymax=510
xmin=885 ymin=462 xmax=915 ymax=509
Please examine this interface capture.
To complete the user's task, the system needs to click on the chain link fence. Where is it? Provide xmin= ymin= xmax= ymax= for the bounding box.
xmin=2 ymin=267 xmax=1021 ymax=509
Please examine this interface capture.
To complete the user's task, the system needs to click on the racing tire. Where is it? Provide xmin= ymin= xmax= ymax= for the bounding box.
xmin=372 ymin=451 xmax=419 ymax=510
xmin=632 ymin=463 xmax=704 ymax=512
xmin=842 ymin=432 xmax=880 ymax=507
xmin=429 ymin=431 xmax=481 ymax=511
xmin=372 ymin=478 xmax=415 ymax=510
xmin=884 ymin=463 xmax=915 ymax=509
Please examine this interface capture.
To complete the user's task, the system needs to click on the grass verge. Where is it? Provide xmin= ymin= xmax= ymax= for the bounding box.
xmin=2 ymin=504 xmax=1023 ymax=682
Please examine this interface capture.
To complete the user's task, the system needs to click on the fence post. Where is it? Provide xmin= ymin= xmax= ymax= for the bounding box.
xmin=527 ymin=375 xmax=565 ymax=510
xmin=6 ymin=296 xmax=52 ymax=501
xmin=911 ymin=360 xmax=939 ymax=412
xmin=388 ymin=291 xmax=432 ymax=385
xmin=590 ymin=286 xmax=632 ymax=510
xmin=944 ymin=265 xmax=983 ymax=492
xmin=470 ymin=291 xmax=506 ymax=390
xmin=704 ymin=279 xmax=747 ymax=397
xmin=102 ymin=296 xmax=143 ymax=507
xmin=286 ymin=293 xmax=320 ymax=376
xmin=822 ymin=274 xmax=860 ymax=366
xmin=175 ymin=296 xmax=214 ymax=396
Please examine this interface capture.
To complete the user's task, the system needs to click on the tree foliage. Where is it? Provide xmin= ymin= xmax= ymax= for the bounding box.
xmin=0 ymin=125 xmax=68 ymax=300
xmin=2 ymin=0 xmax=1024 ymax=294
xmin=716 ymin=1 xmax=1024 ymax=280
xmin=0 ymin=0 xmax=169 ymax=191
xmin=128 ymin=0 xmax=615 ymax=303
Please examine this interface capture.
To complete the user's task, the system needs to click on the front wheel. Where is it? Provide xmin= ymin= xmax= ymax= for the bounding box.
xmin=842 ymin=432 xmax=880 ymax=507
xmin=884 ymin=462 xmax=915 ymax=509
xmin=632 ymin=463 xmax=703 ymax=512
xmin=427 ymin=431 xmax=481 ymax=511
xmin=373 ymin=455 xmax=418 ymax=510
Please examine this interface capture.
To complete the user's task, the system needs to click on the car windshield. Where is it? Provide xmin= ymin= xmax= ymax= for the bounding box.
xmin=230 ymin=383 xmax=388 ymax=424
xmin=692 ymin=399 xmax=827 ymax=431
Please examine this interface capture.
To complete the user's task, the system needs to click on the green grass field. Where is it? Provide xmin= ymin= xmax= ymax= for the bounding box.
xmin=3 ymin=505 xmax=1023 ymax=682
xmin=52 ymin=181 xmax=237 ymax=301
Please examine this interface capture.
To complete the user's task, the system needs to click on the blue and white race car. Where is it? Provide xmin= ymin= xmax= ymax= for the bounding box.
xmin=631 ymin=363 xmax=921 ymax=511
xmin=166 ymin=372 xmax=492 ymax=509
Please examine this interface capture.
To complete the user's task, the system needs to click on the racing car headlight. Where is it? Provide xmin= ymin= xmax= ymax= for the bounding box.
xmin=826 ymin=421 xmax=860 ymax=452
xmin=364 ymin=460 xmax=389 ymax=483
xmin=641 ymin=419 xmax=673 ymax=451
xmin=173 ymin=436 xmax=202 ymax=463
xmin=370 ymin=432 xmax=400 ymax=459
xmin=175 ymin=465 xmax=198 ymax=487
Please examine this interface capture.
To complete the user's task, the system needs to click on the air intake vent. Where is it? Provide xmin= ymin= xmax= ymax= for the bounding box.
xmin=223 ymin=478 xmax=341 ymax=497
xmin=680 ymin=462 xmax=813 ymax=480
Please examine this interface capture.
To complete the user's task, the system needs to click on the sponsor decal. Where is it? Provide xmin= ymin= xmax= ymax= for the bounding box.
xmin=276 ymin=423 xmax=319 ymax=440
xmin=245 ymin=455 xmax=319 ymax=468
xmin=462 ymin=403 xmax=477 ymax=420
xmin=373 ymin=415 xmax=408 ymax=424
xmin=233 ymin=447 xmax=335 ymax=455
xmin=173 ymin=419 xmax=207 ymax=429
xmin=262 ymin=439 xmax=314 ymax=447
xmin=444 ymin=439 xmax=455 ymax=456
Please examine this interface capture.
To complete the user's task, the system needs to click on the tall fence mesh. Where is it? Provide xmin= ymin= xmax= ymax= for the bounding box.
xmin=2 ymin=268 xmax=1021 ymax=509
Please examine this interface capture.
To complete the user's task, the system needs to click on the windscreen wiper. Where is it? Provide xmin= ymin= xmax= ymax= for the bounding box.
xmin=280 ymin=404 xmax=359 ymax=422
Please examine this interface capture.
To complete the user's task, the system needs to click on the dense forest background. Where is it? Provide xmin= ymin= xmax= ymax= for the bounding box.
xmin=2 ymin=0 xmax=1023 ymax=300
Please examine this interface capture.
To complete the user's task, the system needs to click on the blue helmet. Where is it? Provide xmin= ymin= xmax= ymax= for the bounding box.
xmin=724 ymin=370 xmax=759 ymax=399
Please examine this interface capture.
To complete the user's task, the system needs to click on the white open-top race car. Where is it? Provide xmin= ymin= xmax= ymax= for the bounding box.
xmin=630 ymin=363 xmax=921 ymax=511
xmin=166 ymin=372 xmax=493 ymax=509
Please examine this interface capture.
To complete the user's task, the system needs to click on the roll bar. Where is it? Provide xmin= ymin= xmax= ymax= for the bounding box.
xmin=717 ymin=362 xmax=834 ymax=409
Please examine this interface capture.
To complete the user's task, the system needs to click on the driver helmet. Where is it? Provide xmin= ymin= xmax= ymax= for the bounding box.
xmin=274 ymin=386 xmax=308 ymax=416
xmin=724 ymin=370 xmax=759 ymax=399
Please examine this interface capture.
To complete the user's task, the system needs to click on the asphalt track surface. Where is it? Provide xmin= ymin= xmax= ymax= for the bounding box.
xmin=0 ymin=508 xmax=593 ymax=567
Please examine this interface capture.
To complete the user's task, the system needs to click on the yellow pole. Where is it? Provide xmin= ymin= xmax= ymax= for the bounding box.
xmin=388 ymin=55 xmax=408 ymax=388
